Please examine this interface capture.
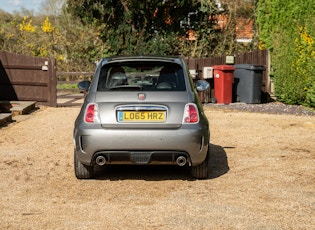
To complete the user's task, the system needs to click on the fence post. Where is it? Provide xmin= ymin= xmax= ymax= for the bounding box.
xmin=264 ymin=50 xmax=273 ymax=96
xmin=49 ymin=57 xmax=57 ymax=107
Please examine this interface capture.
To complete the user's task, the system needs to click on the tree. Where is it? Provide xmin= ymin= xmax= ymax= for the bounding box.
xmin=66 ymin=0 xmax=221 ymax=56
xmin=40 ymin=0 xmax=66 ymax=16
xmin=66 ymin=0 xmax=258 ymax=57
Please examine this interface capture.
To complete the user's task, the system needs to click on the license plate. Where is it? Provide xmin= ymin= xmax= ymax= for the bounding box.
xmin=117 ymin=111 xmax=166 ymax=122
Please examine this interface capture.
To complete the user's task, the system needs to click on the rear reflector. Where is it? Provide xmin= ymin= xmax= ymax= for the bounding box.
xmin=183 ymin=103 xmax=199 ymax=123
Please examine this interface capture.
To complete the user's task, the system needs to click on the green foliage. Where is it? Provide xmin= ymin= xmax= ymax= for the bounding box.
xmin=57 ymin=83 xmax=77 ymax=89
xmin=67 ymin=0 xmax=206 ymax=56
xmin=66 ymin=0 xmax=253 ymax=57
xmin=256 ymin=0 xmax=315 ymax=107
xmin=0 ymin=0 xmax=258 ymax=72
xmin=0 ymin=9 xmax=110 ymax=71
xmin=305 ymin=82 xmax=315 ymax=107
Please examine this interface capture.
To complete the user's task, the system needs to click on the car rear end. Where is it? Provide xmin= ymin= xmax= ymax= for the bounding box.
xmin=74 ymin=56 xmax=210 ymax=179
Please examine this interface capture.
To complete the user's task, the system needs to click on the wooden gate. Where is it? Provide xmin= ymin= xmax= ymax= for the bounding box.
xmin=0 ymin=51 xmax=56 ymax=106
xmin=57 ymin=72 xmax=93 ymax=107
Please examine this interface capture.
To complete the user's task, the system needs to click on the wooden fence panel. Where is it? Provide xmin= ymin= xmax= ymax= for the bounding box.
xmin=186 ymin=50 xmax=269 ymax=93
xmin=0 ymin=51 xmax=56 ymax=106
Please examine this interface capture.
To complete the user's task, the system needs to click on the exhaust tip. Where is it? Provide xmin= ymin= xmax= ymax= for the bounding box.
xmin=95 ymin=155 xmax=106 ymax=166
xmin=176 ymin=156 xmax=187 ymax=166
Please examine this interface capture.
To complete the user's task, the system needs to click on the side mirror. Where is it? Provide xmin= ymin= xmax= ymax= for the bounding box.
xmin=195 ymin=80 xmax=210 ymax=92
xmin=78 ymin=80 xmax=91 ymax=91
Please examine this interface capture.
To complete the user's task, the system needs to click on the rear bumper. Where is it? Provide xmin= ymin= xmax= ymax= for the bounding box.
xmin=94 ymin=151 xmax=191 ymax=165
xmin=74 ymin=125 xmax=209 ymax=166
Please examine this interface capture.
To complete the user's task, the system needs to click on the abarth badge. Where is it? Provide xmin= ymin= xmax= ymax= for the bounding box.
xmin=138 ymin=93 xmax=146 ymax=100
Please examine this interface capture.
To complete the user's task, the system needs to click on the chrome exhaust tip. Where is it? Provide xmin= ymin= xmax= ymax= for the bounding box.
xmin=95 ymin=155 xmax=106 ymax=166
xmin=176 ymin=156 xmax=187 ymax=166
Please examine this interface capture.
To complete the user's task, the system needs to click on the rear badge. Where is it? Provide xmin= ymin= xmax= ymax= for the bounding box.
xmin=138 ymin=93 xmax=146 ymax=100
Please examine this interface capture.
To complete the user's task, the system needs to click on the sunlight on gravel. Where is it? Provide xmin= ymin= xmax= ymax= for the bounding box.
xmin=0 ymin=106 xmax=314 ymax=229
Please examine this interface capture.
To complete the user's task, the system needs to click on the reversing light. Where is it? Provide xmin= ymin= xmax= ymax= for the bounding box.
xmin=183 ymin=103 xmax=199 ymax=123
xmin=85 ymin=103 xmax=99 ymax=123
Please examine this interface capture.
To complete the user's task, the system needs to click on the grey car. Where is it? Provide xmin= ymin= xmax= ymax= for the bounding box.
xmin=73 ymin=56 xmax=210 ymax=179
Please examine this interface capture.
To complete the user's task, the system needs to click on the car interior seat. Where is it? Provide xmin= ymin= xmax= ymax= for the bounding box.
xmin=107 ymin=67 xmax=128 ymax=88
xmin=156 ymin=67 xmax=177 ymax=89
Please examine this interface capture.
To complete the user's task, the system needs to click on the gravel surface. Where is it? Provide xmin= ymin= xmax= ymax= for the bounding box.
xmin=206 ymin=102 xmax=315 ymax=116
xmin=0 ymin=105 xmax=314 ymax=229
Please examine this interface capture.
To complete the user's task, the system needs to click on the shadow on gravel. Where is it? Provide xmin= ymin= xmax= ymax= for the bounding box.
xmin=93 ymin=143 xmax=229 ymax=181
xmin=209 ymin=143 xmax=230 ymax=179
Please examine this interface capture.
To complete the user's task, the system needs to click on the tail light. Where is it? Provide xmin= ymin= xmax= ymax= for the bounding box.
xmin=84 ymin=103 xmax=100 ymax=123
xmin=183 ymin=103 xmax=199 ymax=124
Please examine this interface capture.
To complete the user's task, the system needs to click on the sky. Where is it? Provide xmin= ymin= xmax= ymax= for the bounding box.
xmin=1 ymin=0 xmax=45 ymax=14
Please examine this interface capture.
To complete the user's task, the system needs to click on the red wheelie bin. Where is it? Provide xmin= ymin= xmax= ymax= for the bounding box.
xmin=213 ymin=65 xmax=235 ymax=104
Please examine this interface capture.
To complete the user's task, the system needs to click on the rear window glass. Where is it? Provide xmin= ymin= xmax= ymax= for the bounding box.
xmin=97 ymin=61 xmax=186 ymax=91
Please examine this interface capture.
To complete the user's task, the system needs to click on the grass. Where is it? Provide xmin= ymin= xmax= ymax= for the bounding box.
xmin=57 ymin=83 xmax=78 ymax=90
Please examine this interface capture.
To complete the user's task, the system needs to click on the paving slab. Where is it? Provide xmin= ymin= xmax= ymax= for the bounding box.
xmin=0 ymin=113 xmax=12 ymax=126
xmin=0 ymin=101 xmax=36 ymax=126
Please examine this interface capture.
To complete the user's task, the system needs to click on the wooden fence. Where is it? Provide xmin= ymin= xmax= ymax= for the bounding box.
xmin=0 ymin=51 xmax=56 ymax=106
xmin=0 ymin=49 xmax=269 ymax=107
xmin=185 ymin=49 xmax=270 ymax=93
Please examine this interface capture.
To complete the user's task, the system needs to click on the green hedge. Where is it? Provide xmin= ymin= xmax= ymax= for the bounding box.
xmin=257 ymin=0 xmax=315 ymax=107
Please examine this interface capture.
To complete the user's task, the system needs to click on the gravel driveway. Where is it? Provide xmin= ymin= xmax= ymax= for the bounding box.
xmin=0 ymin=105 xmax=314 ymax=229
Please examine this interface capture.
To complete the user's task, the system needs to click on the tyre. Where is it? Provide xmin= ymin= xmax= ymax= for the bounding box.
xmin=191 ymin=146 xmax=210 ymax=179
xmin=74 ymin=152 xmax=94 ymax=179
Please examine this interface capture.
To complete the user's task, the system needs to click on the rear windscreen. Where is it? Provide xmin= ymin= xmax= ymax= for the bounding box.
xmin=97 ymin=61 xmax=186 ymax=91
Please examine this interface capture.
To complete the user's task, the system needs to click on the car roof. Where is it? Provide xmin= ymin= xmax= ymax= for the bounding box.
xmin=99 ymin=56 xmax=184 ymax=65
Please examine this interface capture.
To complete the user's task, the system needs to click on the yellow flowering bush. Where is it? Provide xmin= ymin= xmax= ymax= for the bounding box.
xmin=41 ymin=17 xmax=54 ymax=33
xmin=293 ymin=26 xmax=315 ymax=106
xmin=39 ymin=47 xmax=49 ymax=57
xmin=19 ymin=16 xmax=36 ymax=33
xmin=5 ymin=33 xmax=15 ymax=39
xmin=258 ymin=40 xmax=266 ymax=50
